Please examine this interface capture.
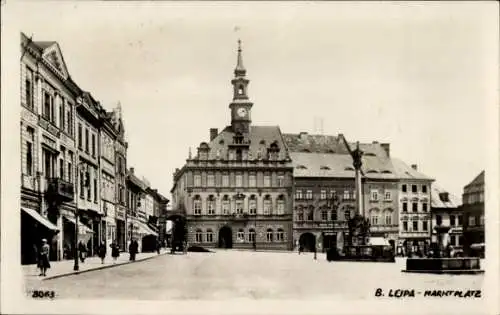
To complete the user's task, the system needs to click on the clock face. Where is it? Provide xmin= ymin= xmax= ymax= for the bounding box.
xmin=237 ymin=107 xmax=247 ymax=117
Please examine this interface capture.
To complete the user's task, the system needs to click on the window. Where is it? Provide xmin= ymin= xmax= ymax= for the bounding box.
xmin=344 ymin=210 xmax=351 ymax=221
xmin=402 ymin=184 xmax=407 ymax=193
xmin=344 ymin=190 xmax=350 ymax=200
xmin=412 ymin=221 xmax=418 ymax=231
xmin=459 ymin=236 xmax=464 ymax=245
xmin=249 ymin=196 xmax=257 ymax=215
xmin=266 ymin=229 xmax=273 ymax=242
xmin=195 ymin=229 xmax=203 ymax=243
xmin=26 ymin=142 xmax=33 ymax=176
xmin=371 ymin=190 xmax=379 ymax=201
xmin=403 ymin=202 xmax=408 ymax=212
xmin=458 ymin=215 xmax=463 ymax=225
xmin=193 ymin=196 xmax=202 ymax=215
xmin=263 ymin=197 xmax=272 ymax=215
xmin=236 ymin=199 xmax=244 ymax=214
xmin=370 ymin=213 xmax=378 ymax=225
xmin=422 ymin=221 xmax=428 ymax=231
xmin=422 ymin=203 xmax=428 ymax=212
xmin=447 ymin=215 xmax=455 ymax=226
xmin=384 ymin=191 xmax=391 ymax=200
xmin=206 ymin=229 xmax=214 ymax=243
xmin=194 ymin=174 xmax=201 ymax=187
xmin=306 ymin=190 xmax=313 ymax=200
xmin=331 ymin=210 xmax=337 ymax=221
xmin=86 ymin=172 xmax=91 ymax=199
xmin=91 ymin=134 xmax=96 ymax=157
xmin=385 ymin=212 xmax=392 ymax=225
xmin=59 ymin=158 xmax=64 ymax=179
xmin=307 ymin=209 xmax=314 ymax=221
xmin=422 ymin=185 xmax=427 ymax=193
xmin=67 ymin=106 xmax=73 ymax=136
xmin=207 ymin=196 xmax=215 ymax=215
xmin=43 ymin=91 xmax=52 ymax=120
xmin=201 ymin=172 xmax=213 ymax=186
xmin=321 ymin=210 xmax=328 ymax=221
xmin=237 ymin=229 xmax=245 ymax=242
xmin=329 ymin=190 xmax=337 ymax=199
xmin=295 ymin=190 xmax=303 ymax=200
xmin=297 ymin=211 xmax=304 ymax=221
xmin=249 ymin=174 xmax=256 ymax=187
xmin=248 ymin=229 xmax=256 ymax=243
xmin=235 ymin=174 xmax=243 ymax=187
xmin=25 ymin=67 xmax=34 ymax=109
xmin=222 ymin=174 xmax=229 ymax=187
xmin=222 ymin=196 xmax=230 ymax=215
xmin=263 ymin=174 xmax=271 ymax=187
xmin=403 ymin=221 xmax=408 ymax=231
xmin=411 ymin=185 xmax=417 ymax=193
xmin=320 ymin=190 xmax=327 ymax=200
xmin=77 ymin=124 xmax=82 ymax=148
xmin=93 ymin=178 xmax=97 ymax=202
xmin=236 ymin=149 xmax=242 ymax=160
xmin=59 ymin=100 xmax=65 ymax=130
xmin=277 ymin=196 xmax=285 ymax=215
xmin=80 ymin=170 xmax=85 ymax=198
xmin=67 ymin=162 xmax=72 ymax=183
xmin=277 ymin=175 xmax=284 ymax=187
xmin=412 ymin=203 xmax=418 ymax=212
xmin=276 ymin=229 xmax=284 ymax=242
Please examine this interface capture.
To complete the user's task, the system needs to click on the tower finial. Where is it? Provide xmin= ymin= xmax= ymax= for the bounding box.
xmin=235 ymin=39 xmax=245 ymax=75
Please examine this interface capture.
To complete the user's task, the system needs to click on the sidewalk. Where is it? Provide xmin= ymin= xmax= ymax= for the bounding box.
xmin=23 ymin=249 xmax=169 ymax=281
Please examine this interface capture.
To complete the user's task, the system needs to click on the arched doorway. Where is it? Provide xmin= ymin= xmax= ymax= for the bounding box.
xmin=299 ymin=232 xmax=316 ymax=252
xmin=218 ymin=226 xmax=233 ymax=249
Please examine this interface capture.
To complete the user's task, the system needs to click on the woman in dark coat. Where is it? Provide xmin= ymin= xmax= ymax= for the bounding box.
xmin=111 ymin=242 xmax=120 ymax=263
xmin=98 ymin=242 xmax=106 ymax=264
xmin=39 ymin=239 xmax=50 ymax=276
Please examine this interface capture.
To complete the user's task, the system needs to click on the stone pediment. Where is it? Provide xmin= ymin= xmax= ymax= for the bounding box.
xmin=42 ymin=43 xmax=69 ymax=79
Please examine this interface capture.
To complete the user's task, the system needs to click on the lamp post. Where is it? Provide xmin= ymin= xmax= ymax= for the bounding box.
xmin=74 ymin=161 xmax=89 ymax=271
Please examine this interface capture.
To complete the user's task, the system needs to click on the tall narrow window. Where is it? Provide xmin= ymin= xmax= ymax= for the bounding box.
xmin=25 ymin=68 xmax=34 ymax=109
xmin=222 ymin=195 xmax=230 ymax=215
xmin=263 ymin=174 xmax=271 ymax=187
xmin=26 ymin=142 xmax=33 ymax=176
xmin=92 ymin=134 xmax=96 ymax=157
xmin=277 ymin=175 xmax=284 ymax=187
xmin=266 ymin=229 xmax=274 ymax=242
xmin=237 ymin=229 xmax=245 ymax=242
xmin=206 ymin=229 xmax=214 ymax=243
xmin=306 ymin=190 xmax=313 ymax=199
xmin=193 ymin=196 xmax=202 ymax=215
xmin=195 ymin=229 xmax=203 ymax=243
xmin=235 ymin=174 xmax=243 ymax=187
xmin=194 ymin=174 xmax=201 ymax=187
xmin=43 ymin=91 xmax=51 ymax=120
xmin=59 ymin=99 xmax=65 ymax=130
xmin=422 ymin=221 xmax=428 ymax=231
xmin=222 ymin=174 xmax=229 ymax=187
xmin=207 ymin=174 xmax=215 ymax=187
xmin=412 ymin=221 xmax=418 ymax=231
xmin=248 ymin=229 xmax=256 ymax=243
xmin=412 ymin=203 xmax=418 ymax=212
xmin=85 ymin=129 xmax=89 ymax=153
xmin=78 ymin=124 xmax=82 ymax=149
xmin=403 ymin=221 xmax=408 ymax=231
xmin=276 ymin=196 xmax=285 ymax=215
xmin=67 ymin=161 xmax=72 ymax=183
xmin=93 ymin=178 xmax=97 ymax=202
xmin=249 ymin=174 xmax=256 ymax=187
xmin=343 ymin=190 xmax=350 ymax=200
xmin=80 ymin=170 xmax=84 ymax=198
xmin=59 ymin=158 xmax=64 ymax=179
xmin=320 ymin=190 xmax=327 ymax=200
xmin=263 ymin=196 xmax=272 ymax=215
xmin=276 ymin=228 xmax=284 ymax=242
xmin=207 ymin=196 xmax=215 ymax=215
xmin=249 ymin=196 xmax=257 ymax=215
xmin=87 ymin=172 xmax=91 ymax=200
xmin=295 ymin=190 xmax=303 ymax=200
xmin=321 ymin=210 xmax=328 ymax=221
xmin=235 ymin=199 xmax=244 ymax=214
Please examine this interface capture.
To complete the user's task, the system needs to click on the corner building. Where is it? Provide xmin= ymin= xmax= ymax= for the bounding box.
xmin=171 ymin=41 xmax=294 ymax=250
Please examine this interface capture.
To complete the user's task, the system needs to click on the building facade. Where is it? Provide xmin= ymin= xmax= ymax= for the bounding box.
xmin=171 ymin=41 xmax=294 ymax=250
xmin=461 ymin=171 xmax=485 ymax=257
xmin=430 ymin=185 xmax=463 ymax=250
xmin=392 ymin=160 xmax=433 ymax=256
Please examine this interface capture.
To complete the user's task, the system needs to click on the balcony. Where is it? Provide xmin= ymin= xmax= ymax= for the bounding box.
xmin=46 ymin=178 xmax=74 ymax=202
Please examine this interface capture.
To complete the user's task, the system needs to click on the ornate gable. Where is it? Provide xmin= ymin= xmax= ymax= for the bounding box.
xmin=42 ymin=43 xmax=69 ymax=79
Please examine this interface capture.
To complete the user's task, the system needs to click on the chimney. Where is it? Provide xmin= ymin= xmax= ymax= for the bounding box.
xmin=411 ymin=164 xmax=418 ymax=170
xmin=381 ymin=143 xmax=390 ymax=157
xmin=210 ymin=128 xmax=218 ymax=141
xmin=299 ymin=132 xmax=308 ymax=140
xmin=130 ymin=167 xmax=135 ymax=174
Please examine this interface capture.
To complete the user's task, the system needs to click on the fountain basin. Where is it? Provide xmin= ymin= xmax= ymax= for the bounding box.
xmin=403 ymin=257 xmax=484 ymax=274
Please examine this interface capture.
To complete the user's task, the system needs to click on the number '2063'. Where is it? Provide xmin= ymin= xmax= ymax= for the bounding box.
xmin=31 ymin=290 xmax=55 ymax=299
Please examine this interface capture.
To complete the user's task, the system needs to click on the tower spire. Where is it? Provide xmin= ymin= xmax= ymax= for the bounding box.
xmin=234 ymin=39 xmax=246 ymax=76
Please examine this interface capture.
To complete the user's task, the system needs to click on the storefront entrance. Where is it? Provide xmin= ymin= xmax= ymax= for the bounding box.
xmin=299 ymin=232 xmax=316 ymax=252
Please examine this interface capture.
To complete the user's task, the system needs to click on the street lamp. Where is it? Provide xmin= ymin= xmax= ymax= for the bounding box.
xmin=74 ymin=161 xmax=89 ymax=271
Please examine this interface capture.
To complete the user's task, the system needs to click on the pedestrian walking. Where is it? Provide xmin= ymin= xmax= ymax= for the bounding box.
xmin=156 ymin=239 xmax=161 ymax=255
xmin=313 ymin=243 xmax=318 ymax=260
xmin=111 ymin=242 xmax=120 ymax=263
xmin=78 ymin=241 xmax=87 ymax=263
xmin=129 ymin=239 xmax=138 ymax=261
xmin=98 ymin=242 xmax=107 ymax=264
xmin=38 ymin=239 xmax=50 ymax=276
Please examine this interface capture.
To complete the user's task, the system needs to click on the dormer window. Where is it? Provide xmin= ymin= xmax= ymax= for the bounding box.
xmin=296 ymin=165 xmax=307 ymax=170
xmin=439 ymin=192 xmax=450 ymax=202
xmin=320 ymin=166 xmax=330 ymax=170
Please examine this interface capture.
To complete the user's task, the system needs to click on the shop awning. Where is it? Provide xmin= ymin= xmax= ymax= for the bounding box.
xmin=368 ymin=237 xmax=390 ymax=246
xmin=63 ymin=215 xmax=94 ymax=234
xmin=22 ymin=208 xmax=59 ymax=231
xmin=137 ymin=221 xmax=158 ymax=236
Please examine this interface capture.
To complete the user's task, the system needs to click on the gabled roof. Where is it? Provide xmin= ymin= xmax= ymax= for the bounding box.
xmin=391 ymin=158 xmax=433 ymax=181
xmin=464 ymin=170 xmax=485 ymax=189
xmin=431 ymin=184 xmax=462 ymax=208
xmin=198 ymin=125 xmax=290 ymax=161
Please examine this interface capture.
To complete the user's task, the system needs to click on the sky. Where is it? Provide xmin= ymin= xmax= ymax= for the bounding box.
xmin=13 ymin=1 xmax=498 ymax=200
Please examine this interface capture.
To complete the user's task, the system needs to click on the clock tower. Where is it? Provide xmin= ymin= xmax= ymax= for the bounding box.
xmin=230 ymin=39 xmax=253 ymax=133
